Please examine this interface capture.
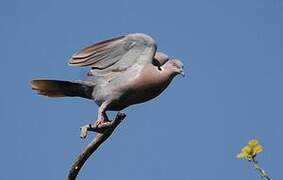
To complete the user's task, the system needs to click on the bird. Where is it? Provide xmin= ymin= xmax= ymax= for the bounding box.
xmin=31 ymin=33 xmax=184 ymax=135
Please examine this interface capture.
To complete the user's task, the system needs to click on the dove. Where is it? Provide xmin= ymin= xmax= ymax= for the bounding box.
xmin=31 ymin=33 xmax=184 ymax=131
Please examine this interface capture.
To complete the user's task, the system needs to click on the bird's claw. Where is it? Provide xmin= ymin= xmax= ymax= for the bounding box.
xmin=95 ymin=119 xmax=111 ymax=128
xmin=95 ymin=120 xmax=103 ymax=127
xmin=80 ymin=112 xmax=126 ymax=139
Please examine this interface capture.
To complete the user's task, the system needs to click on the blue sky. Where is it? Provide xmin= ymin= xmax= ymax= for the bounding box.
xmin=1 ymin=0 xmax=282 ymax=179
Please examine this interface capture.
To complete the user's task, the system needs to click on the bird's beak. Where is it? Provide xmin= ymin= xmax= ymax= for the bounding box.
xmin=180 ymin=69 xmax=185 ymax=77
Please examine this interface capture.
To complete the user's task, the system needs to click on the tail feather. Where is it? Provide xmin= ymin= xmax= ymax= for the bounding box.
xmin=31 ymin=79 xmax=93 ymax=99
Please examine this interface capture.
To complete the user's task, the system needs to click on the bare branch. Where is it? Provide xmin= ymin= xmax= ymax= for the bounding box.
xmin=67 ymin=112 xmax=126 ymax=180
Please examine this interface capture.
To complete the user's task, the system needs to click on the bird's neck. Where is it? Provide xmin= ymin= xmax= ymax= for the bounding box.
xmin=161 ymin=64 xmax=177 ymax=81
xmin=156 ymin=66 xmax=176 ymax=88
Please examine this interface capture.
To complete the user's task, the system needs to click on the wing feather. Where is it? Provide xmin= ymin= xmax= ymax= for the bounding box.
xmin=68 ymin=33 xmax=157 ymax=77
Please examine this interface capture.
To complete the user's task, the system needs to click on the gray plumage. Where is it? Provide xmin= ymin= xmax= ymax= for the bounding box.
xmin=31 ymin=33 xmax=184 ymax=126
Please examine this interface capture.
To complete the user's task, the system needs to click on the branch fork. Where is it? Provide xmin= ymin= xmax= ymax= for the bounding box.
xmin=67 ymin=112 xmax=126 ymax=180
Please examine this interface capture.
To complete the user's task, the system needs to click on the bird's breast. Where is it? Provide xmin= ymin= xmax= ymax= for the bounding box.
xmin=118 ymin=65 xmax=173 ymax=106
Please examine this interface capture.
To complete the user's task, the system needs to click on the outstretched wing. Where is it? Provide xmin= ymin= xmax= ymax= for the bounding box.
xmin=69 ymin=33 xmax=157 ymax=76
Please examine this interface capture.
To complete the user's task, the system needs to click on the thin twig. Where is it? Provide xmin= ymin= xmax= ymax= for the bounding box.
xmin=67 ymin=112 xmax=126 ymax=180
xmin=251 ymin=159 xmax=271 ymax=180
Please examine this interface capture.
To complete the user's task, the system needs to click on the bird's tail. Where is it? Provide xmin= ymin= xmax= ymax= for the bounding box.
xmin=31 ymin=79 xmax=93 ymax=99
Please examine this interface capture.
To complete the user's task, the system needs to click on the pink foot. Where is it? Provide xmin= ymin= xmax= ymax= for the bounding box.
xmin=95 ymin=119 xmax=110 ymax=127
xmin=95 ymin=119 xmax=104 ymax=127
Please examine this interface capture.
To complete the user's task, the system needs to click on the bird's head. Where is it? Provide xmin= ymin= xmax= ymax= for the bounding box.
xmin=165 ymin=59 xmax=185 ymax=77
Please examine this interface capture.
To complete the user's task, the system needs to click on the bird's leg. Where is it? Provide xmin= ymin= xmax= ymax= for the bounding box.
xmin=95 ymin=103 xmax=110 ymax=127
xmin=96 ymin=111 xmax=110 ymax=126
xmin=102 ymin=111 xmax=110 ymax=122
xmin=80 ymin=103 xmax=109 ymax=139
